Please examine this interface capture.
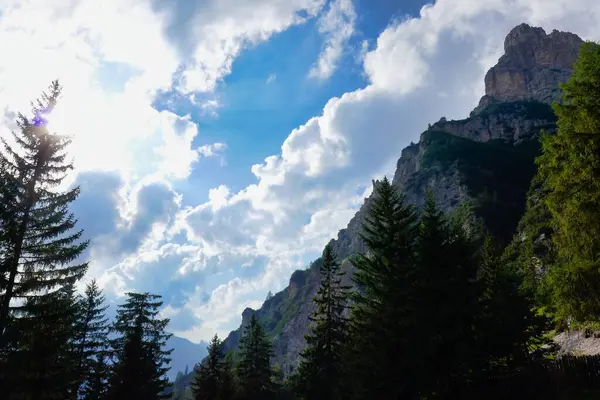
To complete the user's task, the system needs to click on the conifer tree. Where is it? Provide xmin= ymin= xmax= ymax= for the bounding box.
xmin=413 ymin=193 xmax=480 ymax=397
xmin=236 ymin=314 xmax=274 ymax=400
xmin=0 ymin=81 xmax=88 ymax=399
xmin=192 ymin=334 xmax=227 ymax=400
xmin=0 ymin=80 xmax=88 ymax=341
xmin=536 ymin=41 xmax=600 ymax=321
xmin=347 ymin=176 xmax=419 ymax=399
xmin=76 ymin=279 xmax=111 ymax=400
xmin=476 ymin=236 xmax=533 ymax=369
xmin=107 ymin=292 xmax=173 ymax=400
xmin=4 ymin=283 xmax=82 ymax=399
xmin=84 ymin=353 xmax=110 ymax=400
xmin=297 ymin=243 xmax=349 ymax=400
xmin=218 ymin=352 xmax=235 ymax=400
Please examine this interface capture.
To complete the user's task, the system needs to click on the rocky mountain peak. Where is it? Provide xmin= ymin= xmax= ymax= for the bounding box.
xmin=475 ymin=23 xmax=583 ymax=112
xmin=503 ymin=23 xmax=547 ymax=52
xmin=211 ymin=24 xmax=582 ymax=381
xmin=241 ymin=307 xmax=255 ymax=327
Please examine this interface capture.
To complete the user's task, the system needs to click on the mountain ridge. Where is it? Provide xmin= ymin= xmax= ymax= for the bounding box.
xmin=178 ymin=23 xmax=584 ymax=381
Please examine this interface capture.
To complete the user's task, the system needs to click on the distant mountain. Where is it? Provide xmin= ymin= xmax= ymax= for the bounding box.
xmin=167 ymin=335 xmax=209 ymax=381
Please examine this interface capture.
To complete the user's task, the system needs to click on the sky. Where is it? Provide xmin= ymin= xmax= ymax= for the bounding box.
xmin=1 ymin=0 xmax=600 ymax=343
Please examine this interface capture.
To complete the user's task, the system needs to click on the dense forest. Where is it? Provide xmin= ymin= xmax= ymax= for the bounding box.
xmin=1 ymin=40 xmax=600 ymax=400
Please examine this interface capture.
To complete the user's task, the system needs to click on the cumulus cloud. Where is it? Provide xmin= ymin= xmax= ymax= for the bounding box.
xmin=156 ymin=0 xmax=328 ymax=93
xmin=171 ymin=0 xmax=600 ymax=341
xmin=3 ymin=0 xmax=600 ymax=344
xmin=309 ymin=0 xmax=357 ymax=79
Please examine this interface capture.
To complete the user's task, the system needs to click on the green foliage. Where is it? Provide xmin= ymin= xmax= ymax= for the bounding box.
xmin=296 ymin=243 xmax=350 ymax=400
xmin=0 ymin=81 xmax=89 ymax=399
xmin=192 ymin=334 xmax=234 ymax=400
xmin=107 ymin=292 xmax=173 ymax=400
xmin=418 ymin=129 xmax=542 ymax=243
xmin=412 ymin=192 xmax=481 ymax=397
xmin=503 ymin=174 xmax=555 ymax=311
xmin=536 ymin=41 xmax=600 ymax=321
xmin=475 ymin=235 xmax=546 ymax=377
xmin=3 ymin=283 xmax=82 ymax=399
xmin=473 ymin=100 xmax=558 ymax=122
xmin=347 ymin=176 xmax=420 ymax=399
xmin=236 ymin=314 xmax=275 ymax=399
xmin=76 ymin=279 xmax=111 ymax=400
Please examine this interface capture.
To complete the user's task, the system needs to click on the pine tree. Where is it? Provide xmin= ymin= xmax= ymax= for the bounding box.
xmin=76 ymin=279 xmax=111 ymax=400
xmin=536 ymin=41 xmax=600 ymax=321
xmin=0 ymin=80 xmax=88 ymax=340
xmin=107 ymin=292 xmax=173 ymax=400
xmin=0 ymin=81 xmax=89 ymax=399
xmin=347 ymin=176 xmax=419 ymax=399
xmin=192 ymin=334 xmax=226 ymax=400
xmin=297 ymin=243 xmax=349 ymax=400
xmin=236 ymin=314 xmax=274 ymax=400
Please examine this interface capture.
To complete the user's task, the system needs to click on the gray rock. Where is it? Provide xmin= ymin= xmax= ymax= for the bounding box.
xmin=474 ymin=23 xmax=582 ymax=113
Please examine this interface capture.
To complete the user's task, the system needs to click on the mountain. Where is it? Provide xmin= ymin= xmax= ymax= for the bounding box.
xmin=167 ymin=335 xmax=209 ymax=381
xmin=186 ymin=23 xmax=584 ymax=381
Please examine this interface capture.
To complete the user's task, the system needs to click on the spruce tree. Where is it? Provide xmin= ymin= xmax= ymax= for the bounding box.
xmin=0 ymin=80 xmax=88 ymax=340
xmin=4 ymin=283 xmax=82 ymax=399
xmin=536 ymin=41 xmax=600 ymax=321
xmin=297 ymin=243 xmax=349 ymax=400
xmin=347 ymin=176 xmax=419 ymax=399
xmin=0 ymin=81 xmax=88 ymax=399
xmin=76 ymin=279 xmax=111 ymax=400
xmin=192 ymin=334 xmax=227 ymax=400
xmin=107 ymin=292 xmax=173 ymax=400
xmin=236 ymin=314 xmax=274 ymax=400
xmin=413 ymin=193 xmax=480 ymax=397
xmin=475 ymin=236 xmax=534 ymax=370
xmin=218 ymin=352 xmax=235 ymax=400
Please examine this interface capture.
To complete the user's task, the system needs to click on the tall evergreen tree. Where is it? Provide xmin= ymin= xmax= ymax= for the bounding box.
xmin=0 ymin=80 xmax=88 ymax=340
xmin=347 ymin=176 xmax=419 ymax=399
xmin=76 ymin=279 xmax=111 ymax=400
xmin=296 ymin=243 xmax=349 ymax=400
xmin=4 ymin=282 xmax=82 ymax=399
xmin=0 ymin=81 xmax=89 ymax=398
xmin=475 ymin=236 xmax=535 ymax=371
xmin=218 ymin=352 xmax=235 ymax=400
xmin=412 ymin=192 xmax=480 ymax=397
xmin=236 ymin=314 xmax=274 ymax=400
xmin=107 ymin=292 xmax=173 ymax=400
xmin=536 ymin=41 xmax=600 ymax=321
xmin=192 ymin=334 xmax=227 ymax=400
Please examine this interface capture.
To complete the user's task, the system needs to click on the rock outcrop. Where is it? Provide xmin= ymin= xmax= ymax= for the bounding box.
xmin=475 ymin=23 xmax=582 ymax=113
xmin=195 ymin=23 xmax=584 ymax=380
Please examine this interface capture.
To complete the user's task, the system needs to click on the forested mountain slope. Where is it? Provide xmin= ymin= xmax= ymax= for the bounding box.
xmin=185 ymin=23 xmax=585 ymax=379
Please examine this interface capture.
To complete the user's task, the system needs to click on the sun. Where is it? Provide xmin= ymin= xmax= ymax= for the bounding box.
xmin=45 ymin=103 xmax=67 ymax=136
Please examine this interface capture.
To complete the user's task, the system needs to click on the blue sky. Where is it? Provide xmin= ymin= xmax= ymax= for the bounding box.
xmin=1 ymin=0 xmax=599 ymax=343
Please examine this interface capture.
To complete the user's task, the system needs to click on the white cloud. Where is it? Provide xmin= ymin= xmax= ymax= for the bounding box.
xmin=175 ymin=0 xmax=328 ymax=93
xmin=198 ymin=142 xmax=227 ymax=158
xmin=4 ymin=0 xmax=600 ymax=345
xmin=309 ymin=0 xmax=357 ymax=80
xmin=171 ymin=0 xmax=600 ymax=342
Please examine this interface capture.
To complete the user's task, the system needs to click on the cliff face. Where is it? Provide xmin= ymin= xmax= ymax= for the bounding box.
xmin=476 ymin=23 xmax=582 ymax=112
xmin=213 ymin=24 xmax=582 ymax=377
